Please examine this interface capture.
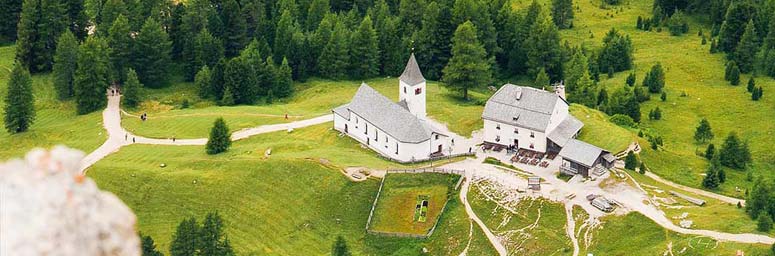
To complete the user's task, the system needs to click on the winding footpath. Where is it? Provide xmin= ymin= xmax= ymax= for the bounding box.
xmin=459 ymin=172 xmax=508 ymax=256
xmin=79 ymin=94 xmax=332 ymax=173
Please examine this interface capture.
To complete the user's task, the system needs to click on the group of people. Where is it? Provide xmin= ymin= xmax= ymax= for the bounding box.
xmin=140 ymin=113 xmax=148 ymax=121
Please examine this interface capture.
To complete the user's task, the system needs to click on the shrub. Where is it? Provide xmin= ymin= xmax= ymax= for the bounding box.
xmin=610 ymin=114 xmax=636 ymax=127
xmin=624 ymin=151 xmax=638 ymax=170
xmin=758 ymin=213 xmax=773 ymax=232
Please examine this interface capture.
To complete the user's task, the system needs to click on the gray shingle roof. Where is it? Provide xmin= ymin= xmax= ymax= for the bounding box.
xmin=482 ymin=84 xmax=565 ymax=131
xmin=399 ymin=53 xmax=425 ymax=86
xmin=333 ymin=104 xmax=350 ymax=119
xmin=559 ymin=139 xmax=608 ymax=168
xmin=547 ymin=115 xmax=584 ymax=147
xmin=342 ymin=83 xmax=433 ymax=143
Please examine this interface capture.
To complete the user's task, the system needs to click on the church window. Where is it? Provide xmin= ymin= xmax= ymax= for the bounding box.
xmin=404 ymin=87 xmax=407 ymax=94
xmin=495 ymin=135 xmax=500 ymax=142
xmin=530 ymin=131 xmax=535 ymax=138
xmin=395 ymin=143 xmax=399 ymax=154
xmin=529 ymin=143 xmax=535 ymax=149
xmin=435 ymin=134 xmax=439 ymax=140
xmin=415 ymin=88 xmax=422 ymax=95
xmin=496 ymin=124 xmax=500 ymax=130
xmin=514 ymin=128 xmax=519 ymax=134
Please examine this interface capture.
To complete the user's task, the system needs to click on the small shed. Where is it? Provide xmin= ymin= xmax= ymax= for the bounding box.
xmin=559 ymin=139 xmax=615 ymax=178
xmin=528 ymin=176 xmax=541 ymax=191
xmin=591 ymin=197 xmax=614 ymax=212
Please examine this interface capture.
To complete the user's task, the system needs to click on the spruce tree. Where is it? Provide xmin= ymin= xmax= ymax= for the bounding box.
xmin=626 ymin=73 xmax=636 ymax=86
xmin=223 ymin=58 xmax=258 ymax=105
xmin=170 ymin=218 xmax=199 ymax=256
xmin=694 ymin=118 xmax=714 ymax=143
xmin=660 ymin=91 xmax=667 ymax=101
xmin=0 ymin=0 xmax=22 ymax=42
xmin=747 ymin=77 xmax=756 ymax=93
xmin=535 ymin=68 xmax=550 ymax=88
xmin=190 ymin=28 xmax=224 ymax=80
xmin=350 ymin=15 xmax=379 ymax=79
xmin=563 ymin=49 xmax=589 ymax=92
xmin=206 ymin=118 xmax=231 ymax=155
xmin=398 ymin=0 xmax=424 ymax=33
xmin=221 ymin=0 xmax=247 ymax=58
xmin=725 ymin=61 xmax=736 ymax=81
xmin=551 ymin=0 xmax=573 ymax=29
xmin=107 ymin=14 xmax=132 ymax=83
xmin=53 ymin=30 xmax=79 ymax=100
xmin=702 ymin=164 xmax=720 ymax=189
xmin=196 ymin=65 xmax=212 ymax=99
xmin=274 ymin=10 xmax=299 ymax=64
xmin=74 ymin=36 xmax=112 ymax=115
xmin=442 ymin=21 xmax=492 ymax=101
xmin=525 ymin=11 xmax=563 ymax=80
xmin=332 ymin=236 xmax=352 ymax=256
xmin=306 ymin=0 xmax=330 ymax=31
xmin=758 ymin=213 xmax=773 ymax=232
xmin=735 ymin=20 xmax=760 ymax=73
xmin=65 ymin=0 xmax=88 ymax=40
xmin=133 ymin=18 xmax=172 ymax=88
xmin=378 ymin=17 xmax=406 ymax=76
xmin=122 ymin=69 xmax=142 ymax=108
xmin=624 ymin=151 xmax=637 ymax=170
xmin=729 ymin=63 xmax=740 ymax=85
xmin=4 ymin=62 xmax=35 ymax=134
xmin=718 ymin=1 xmax=757 ymax=53
xmin=319 ymin=21 xmax=351 ymax=79
xmin=98 ymin=0 xmax=128 ymax=36
xmin=413 ymin=2 xmax=452 ymax=80
xmin=200 ymin=212 xmax=233 ymax=256
xmin=643 ymin=62 xmax=665 ymax=93
xmin=705 ymin=143 xmax=716 ymax=160
xmin=597 ymin=28 xmax=634 ymax=73
xmin=140 ymin=234 xmax=163 ymax=256
xmin=275 ymin=57 xmax=294 ymax=98
xmin=451 ymin=0 xmax=499 ymax=59
xmin=719 ymin=132 xmax=749 ymax=169
xmin=15 ymin=0 xmax=68 ymax=73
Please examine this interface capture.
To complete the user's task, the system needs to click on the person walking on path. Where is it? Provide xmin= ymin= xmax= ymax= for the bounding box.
xmin=125 ymin=133 xmax=127 ymax=141
xmin=132 ymin=137 xmax=135 ymax=143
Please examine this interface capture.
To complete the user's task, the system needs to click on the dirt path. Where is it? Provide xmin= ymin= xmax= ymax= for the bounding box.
xmin=565 ymin=203 xmax=580 ymax=256
xmin=79 ymin=94 xmax=332 ymax=173
xmin=459 ymin=173 xmax=509 ymax=256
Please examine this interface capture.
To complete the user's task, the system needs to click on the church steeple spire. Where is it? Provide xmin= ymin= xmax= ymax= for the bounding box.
xmin=399 ymin=52 xmax=425 ymax=87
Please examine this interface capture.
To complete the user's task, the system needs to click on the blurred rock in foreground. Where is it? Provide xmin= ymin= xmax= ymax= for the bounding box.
xmin=0 ymin=146 xmax=140 ymax=256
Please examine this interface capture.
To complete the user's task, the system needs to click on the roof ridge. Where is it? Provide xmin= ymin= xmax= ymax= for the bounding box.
xmin=399 ymin=53 xmax=425 ymax=86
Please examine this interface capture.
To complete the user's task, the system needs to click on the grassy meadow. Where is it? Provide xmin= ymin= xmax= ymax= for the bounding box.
xmin=86 ymin=125 xmax=495 ymax=255
xmin=0 ymin=45 xmax=105 ymax=160
xmin=369 ymin=173 xmax=459 ymax=235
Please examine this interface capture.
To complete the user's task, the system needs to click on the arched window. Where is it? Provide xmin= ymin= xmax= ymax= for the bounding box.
xmin=415 ymin=88 xmax=422 ymax=95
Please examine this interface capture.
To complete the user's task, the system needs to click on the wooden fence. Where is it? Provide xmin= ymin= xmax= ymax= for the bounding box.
xmin=376 ymin=152 xmax=476 ymax=164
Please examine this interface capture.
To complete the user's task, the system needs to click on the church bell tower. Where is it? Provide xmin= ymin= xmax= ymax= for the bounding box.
xmin=399 ymin=52 xmax=427 ymax=119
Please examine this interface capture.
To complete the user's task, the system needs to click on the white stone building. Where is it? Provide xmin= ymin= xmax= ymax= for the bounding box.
xmin=332 ymin=54 xmax=448 ymax=162
xmin=481 ymin=84 xmax=584 ymax=153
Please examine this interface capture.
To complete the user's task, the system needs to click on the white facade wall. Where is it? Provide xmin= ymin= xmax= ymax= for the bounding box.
xmin=546 ymin=99 xmax=569 ymax=133
xmin=483 ymin=119 xmax=548 ymax=152
xmin=399 ymin=80 xmax=427 ymax=119
xmin=333 ymin=112 xmax=443 ymax=162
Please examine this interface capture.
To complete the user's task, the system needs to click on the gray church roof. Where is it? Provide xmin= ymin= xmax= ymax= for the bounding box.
xmin=482 ymin=84 xmax=566 ymax=132
xmin=547 ymin=115 xmax=584 ymax=147
xmin=337 ymin=83 xmax=433 ymax=143
xmin=399 ymin=53 xmax=425 ymax=86
xmin=559 ymin=139 xmax=609 ymax=168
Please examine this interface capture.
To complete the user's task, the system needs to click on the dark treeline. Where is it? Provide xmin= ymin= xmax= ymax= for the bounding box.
xmin=4 ymin=0 xmax=640 ymax=115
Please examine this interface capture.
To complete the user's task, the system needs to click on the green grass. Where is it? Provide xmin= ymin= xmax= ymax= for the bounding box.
xmin=87 ymin=124 xmax=495 ymax=255
xmin=0 ymin=45 xmax=105 ymax=160
xmin=549 ymin=0 xmax=775 ymax=197
xmin=124 ymin=77 xmax=488 ymax=139
xmin=571 ymin=104 xmax=635 ymax=153
xmin=587 ymin=212 xmax=771 ymax=256
xmin=369 ymin=173 xmax=459 ymax=235
xmin=469 ymin=185 xmax=573 ymax=255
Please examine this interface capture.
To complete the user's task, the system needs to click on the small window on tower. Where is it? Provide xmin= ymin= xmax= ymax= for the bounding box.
xmin=415 ymin=88 xmax=422 ymax=95
xmin=404 ymin=87 xmax=407 ymax=94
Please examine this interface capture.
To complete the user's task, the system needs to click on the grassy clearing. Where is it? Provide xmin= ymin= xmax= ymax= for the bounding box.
xmin=570 ymin=104 xmax=635 ymax=153
xmin=0 ymin=45 xmax=105 ymax=160
xmin=552 ymin=0 xmax=775 ymax=197
xmin=125 ymin=77 xmax=488 ymax=139
xmin=469 ymin=185 xmax=573 ymax=255
xmin=369 ymin=173 xmax=459 ymax=235
xmin=87 ymin=124 xmax=495 ymax=255
xmin=587 ymin=212 xmax=771 ymax=256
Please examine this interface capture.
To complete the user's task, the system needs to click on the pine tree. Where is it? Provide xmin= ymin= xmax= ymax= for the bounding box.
xmin=133 ymin=18 xmax=172 ymax=88
xmin=332 ymin=236 xmax=352 ymax=256
xmin=729 ymin=63 xmax=740 ymax=85
xmin=398 ymin=0 xmax=424 ymax=33
xmin=636 ymin=16 xmax=643 ymax=30
xmin=122 ymin=69 xmax=142 ymax=108
xmin=206 ymin=118 xmax=231 ymax=154
xmin=378 ymin=16 xmax=406 ymax=76
xmin=525 ymin=10 xmax=563 ymax=80
xmin=660 ymin=91 xmax=667 ymax=101
xmin=442 ymin=21 xmax=492 ymax=101
xmin=759 ymin=13 xmax=775 ymax=78
xmin=451 ymin=0 xmax=499 ymax=60
xmin=597 ymin=88 xmax=609 ymax=107
xmin=702 ymin=164 xmax=720 ymax=189
xmin=718 ymin=1 xmax=757 ymax=53
xmin=667 ymin=10 xmax=688 ymax=36
xmin=200 ymin=212 xmax=229 ymax=256
xmin=639 ymin=162 xmax=646 ymax=174
xmin=694 ymin=118 xmax=714 ymax=143
xmin=189 ymin=28 xmax=224 ymax=80
xmin=220 ymin=87 xmax=235 ymax=106
xmin=65 ymin=0 xmax=88 ymax=40
xmin=735 ymin=20 xmax=760 ymax=73
xmin=170 ymin=217 xmax=199 ymax=256
xmin=705 ymin=143 xmax=716 ymax=160
xmin=275 ymin=57 xmax=294 ymax=98
xmin=319 ymin=21 xmax=350 ymax=79
xmin=107 ymin=14 xmax=132 ymax=83
xmin=753 ymin=86 xmax=763 ymax=101
xmin=597 ymin=28 xmax=634 ymax=73
xmin=535 ymin=68 xmax=550 ymax=88
xmin=221 ymin=0 xmax=247 ymax=58
xmin=626 ymin=73 xmax=636 ymax=86
xmin=274 ymin=10 xmax=299 ymax=64
xmin=350 ymin=15 xmax=379 ymax=79
xmin=196 ymin=65 xmax=212 ymax=99
xmin=15 ymin=0 xmax=68 ymax=73
xmin=563 ymin=49 xmax=589 ymax=92
xmin=53 ymin=30 xmax=79 ymax=100
xmin=643 ymin=62 xmax=665 ymax=93
xmin=223 ymin=58 xmax=258 ymax=105
xmin=719 ymin=132 xmax=749 ymax=169
xmin=747 ymin=77 xmax=756 ymax=93
xmin=758 ymin=213 xmax=773 ymax=232
xmin=0 ymin=0 xmax=22 ymax=42
xmin=413 ymin=2 xmax=452 ymax=80
xmin=74 ymin=36 xmax=112 ymax=115
xmin=4 ymin=62 xmax=35 ymax=134
xmin=624 ymin=151 xmax=637 ymax=170
xmin=551 ymin=0 xmax=573 ymax=29
xmin=140 ymin=233 xmax=163 ymax=256
xmin=306 ymin=0 xmax=330 ymax=31
xmin=98 ymin=0 xmax=128 ymax=36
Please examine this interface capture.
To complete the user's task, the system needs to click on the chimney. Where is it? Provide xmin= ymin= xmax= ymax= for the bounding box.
xmin=554 ymin=81 xmax=566 ymax=100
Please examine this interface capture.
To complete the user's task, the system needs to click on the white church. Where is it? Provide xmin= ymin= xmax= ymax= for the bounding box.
xmin=332 ymin=53 xmax=449 ymax=162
